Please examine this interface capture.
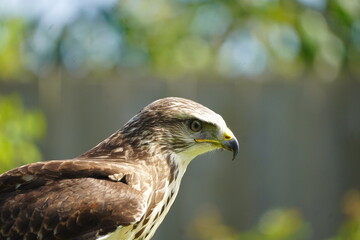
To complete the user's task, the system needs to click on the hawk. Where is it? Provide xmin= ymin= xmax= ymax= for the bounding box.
xmin=0 ymin=97 xmax=239 ymax=240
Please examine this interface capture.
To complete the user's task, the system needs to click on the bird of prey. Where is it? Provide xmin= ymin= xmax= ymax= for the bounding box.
xmin=0 ymin=97 xmax=239 ymax=240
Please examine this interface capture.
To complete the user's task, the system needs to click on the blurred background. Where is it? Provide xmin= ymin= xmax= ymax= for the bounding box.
xmin=0 ymin=0 xmax=360 ymax=239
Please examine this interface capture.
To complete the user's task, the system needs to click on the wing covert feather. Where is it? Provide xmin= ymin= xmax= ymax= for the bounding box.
xmin=0 ymin=159 xmax=153 ymax=240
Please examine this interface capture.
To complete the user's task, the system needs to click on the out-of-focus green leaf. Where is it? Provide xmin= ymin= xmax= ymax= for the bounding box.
xmin=0 ymin=94 xmax=46 ymax=172
xmin=0 ymin=19 xmax=25 ymax=79
xmin=329 ymin=190 xmax=360 ymax=240
xmin=189 ymin=190 xmax=360 ymax=240
xmin=188 ymin=206 xmax=311 ymax=240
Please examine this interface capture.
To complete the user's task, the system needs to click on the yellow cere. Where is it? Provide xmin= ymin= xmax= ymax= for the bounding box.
xmin=224 ymin=132 xmax=233 ymax=140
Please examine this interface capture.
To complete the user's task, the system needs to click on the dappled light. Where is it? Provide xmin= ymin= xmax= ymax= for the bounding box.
xmin=0 ymin=0 xmax=359 ymax=80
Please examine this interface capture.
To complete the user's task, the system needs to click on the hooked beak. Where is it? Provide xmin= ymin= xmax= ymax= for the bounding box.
xmin=221 ymin=137 xmax=239 ymax=160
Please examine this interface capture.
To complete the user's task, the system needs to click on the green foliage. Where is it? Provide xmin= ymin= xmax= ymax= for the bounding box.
xmin=243 ymin=209 xmax=311 ymax=240
xmin=189 ymin=190 xmax=360 ymax=240
xmin=189 ymin=207 xmax=238 ymax=240
xmin=0 ymin=0 xmax=359 ymax=80
xmin=0 ymin=94 xmax=46 ymax=172
xmin=189 ymin=207 xmax=311 ymax=240
xmin=329 ymin=190 xmax=360 ymax=240
xmin=0 ymin=19 xmax=25 ymax=79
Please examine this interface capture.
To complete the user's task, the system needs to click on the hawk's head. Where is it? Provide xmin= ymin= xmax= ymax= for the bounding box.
xmin=120 ymin=97 xmax=239 ymax=163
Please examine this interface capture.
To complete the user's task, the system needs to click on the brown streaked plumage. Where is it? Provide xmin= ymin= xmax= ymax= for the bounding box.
xmin=0 ymin=97 xmax=239 ymax=240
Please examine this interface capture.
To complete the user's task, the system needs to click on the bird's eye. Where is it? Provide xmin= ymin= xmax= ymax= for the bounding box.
xmin=190 ymin=119 xmax=202 ymax=132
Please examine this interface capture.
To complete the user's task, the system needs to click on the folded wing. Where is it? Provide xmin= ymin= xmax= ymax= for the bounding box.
xmin=0 ymin=160 xmax=152 ymax=240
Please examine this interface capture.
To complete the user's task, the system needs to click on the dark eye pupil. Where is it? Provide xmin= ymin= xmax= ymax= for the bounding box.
xmin=190 ymin=120 xmax=202 ymax=132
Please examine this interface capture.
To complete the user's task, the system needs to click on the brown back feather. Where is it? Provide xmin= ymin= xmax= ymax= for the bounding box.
xmin=0 ymin=159 xmax=150 ymax=240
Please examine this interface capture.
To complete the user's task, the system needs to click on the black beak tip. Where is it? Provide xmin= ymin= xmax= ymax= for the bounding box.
xmin=222 ymin=137 xmax=239 ymax=160
xmin=232 ymin=146 xmax=239 ymax=160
